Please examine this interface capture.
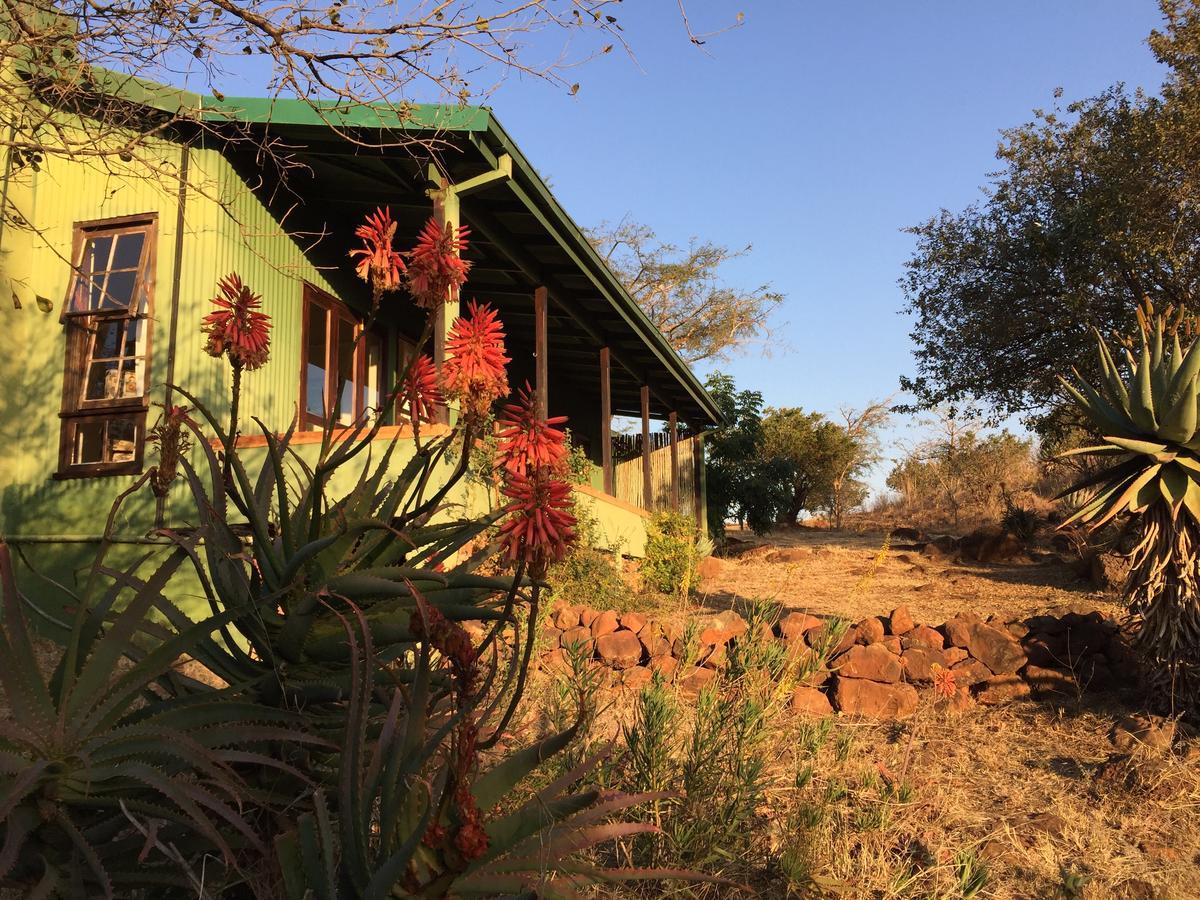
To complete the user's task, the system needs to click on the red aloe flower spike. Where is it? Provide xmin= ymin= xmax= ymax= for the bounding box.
xmin=496 ymin=383 xmax=569 ymax=477
xmin=931 ymin=663 xmax=958 ymax=700
xmin=401 ymin=353 xmax=444 ymax=423
xmin=201 ymin=273 xmax=272 ymax=370
xmin=442 ymin=300 xmax=510 ymax=419
xmin=349 ymin=206 xmax=406 ymax=294
xmin=406 ymin=216 xmax=471 ymax=308
xmin=498 ymin=469 xmax=577 ymax=573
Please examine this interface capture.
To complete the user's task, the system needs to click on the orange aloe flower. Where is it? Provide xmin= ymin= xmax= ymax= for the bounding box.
xmin=349 ymin=206 xmax=406 ymax=293
xmin=496 ymin=383 xmax=569 ymax=476
xmin=201 ymin=273 xmax=272 ymax=370
xmin=406 ymin=216 xmax=471 ymax=308
xmin=400 ymin=353 xmax=444 ymax=423
xmin=497 ymin=469 xmax=577 ymax=572
xmin=931 ymin=663 xmax=957 ymax=700
xmin=442 ymin=300 xmax=510 ymax=418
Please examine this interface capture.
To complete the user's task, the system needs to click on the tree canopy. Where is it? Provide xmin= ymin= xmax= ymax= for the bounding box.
xmin=899 ymin=0 xmax=1200 ymax=431
xmin=760 ymin=407 xmax=855 ymax=525
xmin=591 ymin=218 xmax=784 ymax=363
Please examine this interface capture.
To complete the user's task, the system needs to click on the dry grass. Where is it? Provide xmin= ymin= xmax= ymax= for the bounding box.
xmin=534 ymin=526 xmax=1200 ymax=899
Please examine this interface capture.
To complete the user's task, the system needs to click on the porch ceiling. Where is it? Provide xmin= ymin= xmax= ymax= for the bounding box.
xmin=208 ymin=101 xmax=722 ymax=427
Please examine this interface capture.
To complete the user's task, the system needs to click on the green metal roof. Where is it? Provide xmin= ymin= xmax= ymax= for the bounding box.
xmin=78 ymin=70 xmax=722 ymax=424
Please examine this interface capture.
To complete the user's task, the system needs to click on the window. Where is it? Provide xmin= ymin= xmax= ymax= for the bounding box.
xmin=300 ymin=284 xmax=385 ymax=430
xmin=57 ymin=215 xmax=156 ymax=477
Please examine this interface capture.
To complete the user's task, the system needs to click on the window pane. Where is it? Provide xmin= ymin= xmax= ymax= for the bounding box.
xmin=337 ymin=318 xmax=356 ymax=425
xmin=111 ymin=232 xmax=145 ymax=271
xmin=94 ymin=321 xmax=124 ymax=359
xmin=108 ymin=418 xmax=138 ymax=462
xmin=305 ymin=305 xmax=328 ymax=418
xmin=84 ymin=360 xmax=119 ymax=400
xmin=73 ymin=420 xmax=106 ymax=464
xmin=363 ymin=332 xmax=383 ymax=419
xmin=116 ymin=358 xmax=143 ymax=398
xmin=83 ymin=235 xmax=114 ymax=276
xmin=123 ymin=319 xmax=144 ymax=357
xmin=103 ymin=270 xmax=137 ymax=311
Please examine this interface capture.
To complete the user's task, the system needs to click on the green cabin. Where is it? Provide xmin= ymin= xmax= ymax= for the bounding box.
xmin=0 ymin=78 xmax=720 ymax=594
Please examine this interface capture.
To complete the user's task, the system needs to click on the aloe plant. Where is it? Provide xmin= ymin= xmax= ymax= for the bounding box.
xmin=2 ymin=208 xmax=713 ymax=897
xmin=1059 ymin=302 xmax=1200 ymax=712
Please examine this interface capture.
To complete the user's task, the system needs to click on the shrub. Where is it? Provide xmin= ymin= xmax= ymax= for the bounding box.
xmin=546 ymin=504 xmax=635 ymax=612
xmin=642 ymin=511 xmax=702 ymax=596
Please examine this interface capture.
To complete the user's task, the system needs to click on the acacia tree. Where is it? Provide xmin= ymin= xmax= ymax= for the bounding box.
xmin=899 ymin=0 xmax=1200 ymax=430
xmin=829 ymin=400 xmax=890 ymax=529
xmin=590 ymin=217 xmax=784 ymax=362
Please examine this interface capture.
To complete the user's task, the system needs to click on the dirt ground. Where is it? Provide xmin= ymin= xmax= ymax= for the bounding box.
xmin=654 ymin=526 xmax=1200 ymax=900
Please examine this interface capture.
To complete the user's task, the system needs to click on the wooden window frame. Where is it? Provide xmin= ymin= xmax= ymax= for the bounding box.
xmin=299 ymin=283 xmax=387 ymax=431
xmin=55 ymin=214 xmax=158 ymax=479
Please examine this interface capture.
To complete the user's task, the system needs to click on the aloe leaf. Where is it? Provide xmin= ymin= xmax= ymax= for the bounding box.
xmin=1132 ymin=339 xmax=1158 ymax=431
xmin=1053 ymin=457 xmax=1143 ymax=501
xmin=1159 ymin=463 xmax=1190 ymax=510
xmin=0 ymin=544 xmax=55 ymax=728
xmin=1160 ymin=374 xmax=1199 ymax=444
xmin=472 ymin=721 xmax=582 ymax=814
xmin=1092 ymin=463 xmax=1162 ymax=528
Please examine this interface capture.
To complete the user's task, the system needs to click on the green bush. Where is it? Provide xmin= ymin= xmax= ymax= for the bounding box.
xmin=642 ymin=510 xmax=702 ymax=596
xmin=546 ymin=504 xmax=635 ymax=611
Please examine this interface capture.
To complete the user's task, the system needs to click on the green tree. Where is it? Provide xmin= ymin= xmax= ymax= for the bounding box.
xmin=591 ymin=218 xmax=785 ymax=362
xmin=899 ymin=0 xmax=1200 ymax=429
xmin=703 ymin=372 xmax=789 ymax=536
xmin=761 ymin=407 xmax=855 ymax=524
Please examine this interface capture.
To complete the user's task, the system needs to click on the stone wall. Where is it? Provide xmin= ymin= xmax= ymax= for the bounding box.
xmin=538 ymin=602 xmax=1137 ymax=719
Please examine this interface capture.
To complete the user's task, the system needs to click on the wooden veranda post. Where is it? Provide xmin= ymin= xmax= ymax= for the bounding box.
xmin=534 ymin=286 xmax=548 ymax=421
xmin=600 ymin=347 xmax=613 ymax=494
xmin=427 ymin=172 xmax=461 ymax=425
xmin=641 ymin=385 xmax=652 ymax=510
xmin=669 ymin=411 xmax=679 ymax=512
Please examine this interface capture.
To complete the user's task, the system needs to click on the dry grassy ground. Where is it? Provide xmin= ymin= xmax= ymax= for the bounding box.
xmin=543 ymin=526 xmax=1200 ymax=900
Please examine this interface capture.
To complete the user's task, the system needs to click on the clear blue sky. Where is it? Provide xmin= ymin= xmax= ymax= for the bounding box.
xmin=474 ymin=1 xmax=1170 ymax=491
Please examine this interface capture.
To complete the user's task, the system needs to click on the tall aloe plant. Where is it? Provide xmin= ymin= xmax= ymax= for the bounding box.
xmin=2 ymin=208 xmax=707 ymax=897
xmin=1059 ymin=303 xmax=1200 ymax=712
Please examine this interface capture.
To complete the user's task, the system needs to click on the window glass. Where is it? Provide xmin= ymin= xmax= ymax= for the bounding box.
xmin=68 ymin=229 xmax=149 ymax=314
xmin=337 ymin=318 xmax=357 ymax=425
xmin=305 ymin=304 xmax=328 ymax=418
xmin=363 ymin=332 xmax=383 ymax=419
xmin=71 ymin=417 xmax=139 ymax=466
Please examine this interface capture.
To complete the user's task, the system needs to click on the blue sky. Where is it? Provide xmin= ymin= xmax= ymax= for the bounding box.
xmin=474 ymin=1 xmax=1169 ymax=491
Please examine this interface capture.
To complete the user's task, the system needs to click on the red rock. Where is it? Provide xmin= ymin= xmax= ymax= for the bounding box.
xmin=553 ymin=606 xmax=580 ymax=630
xmin=541 ymin=625 xmax=563 ymax=647
xmin=700 ymin=643 xmax=727 ymax=669
xmin=1022 ymin=665 xmax=1076 ymax=697
xmin=715 ymin=609 xmax=749 ymax=640
xmin=791 ymin=686 xmax=833 ymax=716
xmin=810 ymin=623 xmax=858 ymax=656
xmin=832 ymin=677 xmax=918 ymax=718
xmin=855 ymin=616 xmax=887 ymax=645
xmin=649 ymin=654 xmax=679 ymax=677
xmin=1006 ymin=621 xmax=1030 ymax=640
xmin=622 ymin=666 xmax=653 ymax=691
xmin=964 ymin=622 xmax=1027 ymax=674
xmin=580 ymin=608 xmax=599 ymax=627
xmin=900 ymin=647 xmax=951 ymax=683
xmin=889 ymin=605 xmax=915 ymax=635
xmin=678 ymin=665 xmax=717 ymax=698
xmin=975 ymin=674 xmax=1031 ymax=704
xmin=780 ymin=612 xmax=822 ymax=642
xmin=590 ymin=610 xmax=620 ymax=638
xmin=1022 ymin=636 xmax=1064 ymax=668
xmin=943 ymin=647 xmax=969 ymax=666
xmin=950 ymin=658 xmax=992 ymax=686
xmin=542 ymin=648 xmax=570 ymax=672
xmin=559 ymin=626 xmax=594 ymax=654
xmin=1112 ymin=715 xmax=1176 ymax=753
xmin=596 ymin=630 xmax=643 ymax=669
xmin=639 ymin=626 xmax=671 ymax=659
xmin=621 ymin=612 xmax=647 ymax=634
xmin=834 ymin=644 xmax=903 ymax=683
xmin=960 ymin=524 xmax=1024 ymax=563
xmin=881 ymin=636 xmax=902 ymax=654
xmin=943 ymin=617 xmax=972 ymax=649
xmin=696 ymin=555 xmax=723 ymax=582
xmin=902 ymin=624 xmax=945 ymax=651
